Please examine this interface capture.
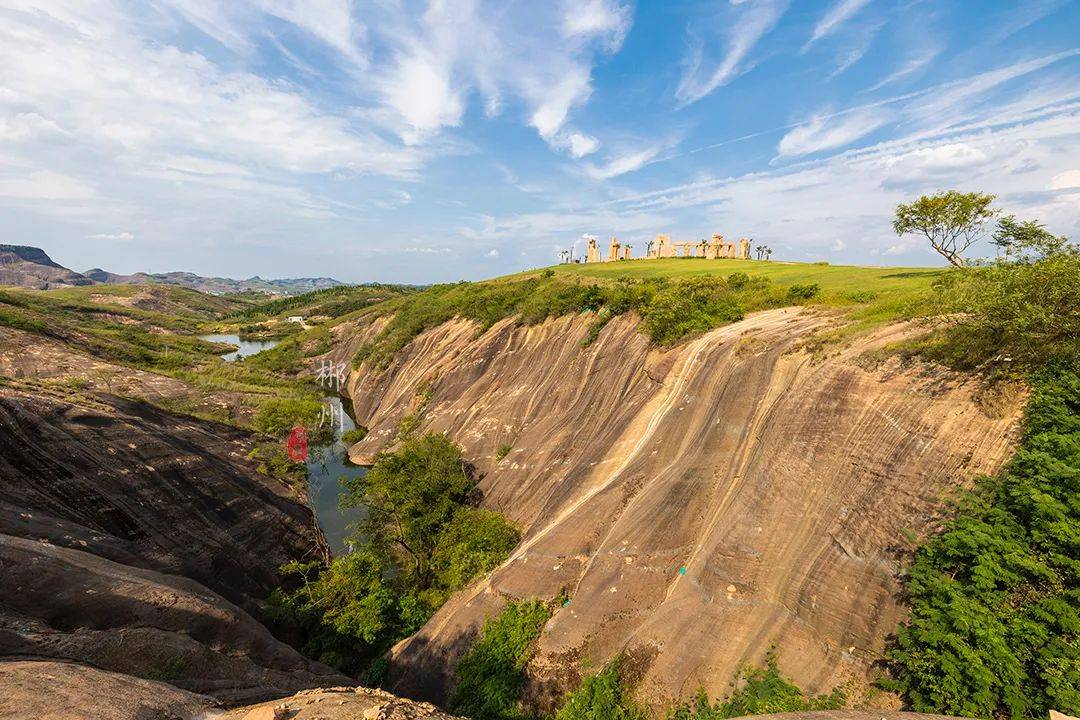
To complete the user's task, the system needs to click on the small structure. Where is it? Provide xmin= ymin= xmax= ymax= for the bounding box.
xmin=579 ymin=230 xmax=756 ymax=262
xmin=657 ymin=234 xmax=672 ymax=258
xmin=286 ymin=316 xmax=305 ymax=324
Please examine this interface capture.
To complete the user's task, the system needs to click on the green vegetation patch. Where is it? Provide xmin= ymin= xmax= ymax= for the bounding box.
xmin=669 ymin=652 xmax=845 ymax=718
xmin=886 ymin=360 xmax=1080 ymax=719
xmin=351 ymin=266 xmax=858 ymax=369
xmin=264 ymin=433 xmax=519 ymax=678
xmin=452 ymin=599 xmax=553 ymax=720
xmin=554 ymin=660 xmax=648 ymax=720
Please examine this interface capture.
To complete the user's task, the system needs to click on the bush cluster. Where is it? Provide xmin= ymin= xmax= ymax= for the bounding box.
xmin=886 ymin=361 xmax=1080 ymax=719
xmin=452 ymin=599 xmax=553 ymax=720
xmin=264 ymin=433 xmax=519 ymax=678
xmin=668 ymin=653 xmax=845 ymax=718
xmin=353 ymin=273 xmax=794 ymax=369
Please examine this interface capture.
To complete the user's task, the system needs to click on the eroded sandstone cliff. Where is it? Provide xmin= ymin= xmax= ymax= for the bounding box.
xmin=0 ymin=389 xmax=347 ymax=702
xmin=341 ymin=308 xmax=1022 ymax=710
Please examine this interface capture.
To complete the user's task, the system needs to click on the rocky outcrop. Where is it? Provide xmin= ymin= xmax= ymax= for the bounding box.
xmin=0 ymin=660 xmax=462 ymax=720
xmin=343 ymin=309 xmax=1023 ymax=710
xmin=0 ymin=660 xmax=211 ymax=720
xmin=221 ymin=686 xmax=465 ymax=720
xmin=0 ymin=245 xmax=93 ymax=288
xmin=0 ymin=535 xmax=347 ymax=703
xmin=0 ymin=390 xmax=320 ymax=610
xmin=0 ymin=389 xmax=346 ymax=701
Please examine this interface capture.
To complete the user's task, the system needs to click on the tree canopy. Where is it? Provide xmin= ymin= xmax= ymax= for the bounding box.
xmin=894 ymin=190 xmax=998 ymax=266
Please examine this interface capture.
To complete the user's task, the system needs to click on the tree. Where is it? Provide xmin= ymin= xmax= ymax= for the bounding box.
xmin=344 ymin=432 xmax=475 ymax=588
xmin=893 ymin=190 xmax=997 ymax=267
xmin=934 ymin=229 xmax=1079 ymax=368
xmin=992 ymin=215 xmax=1070 ymax=261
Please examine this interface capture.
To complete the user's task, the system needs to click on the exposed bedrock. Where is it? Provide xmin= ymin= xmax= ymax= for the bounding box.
xmin=0 ymin=391 xmax=321 ymax=610
xmin=343 ymin=309 xmax=1022 ymax=709
xmin=0 ymin=659 xmax=463 ymax=720
xmin=0 ymin=390 xmax=347 ymax=701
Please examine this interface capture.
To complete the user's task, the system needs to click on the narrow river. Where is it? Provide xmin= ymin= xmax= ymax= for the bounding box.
xmin=201 ymin=333 xmax=365 ymax=555
xmin=304 ymin=396 xmax=367 ymax=555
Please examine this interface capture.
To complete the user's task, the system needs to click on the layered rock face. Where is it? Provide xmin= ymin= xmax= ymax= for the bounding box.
xmin=344 ymin=309 xmax=1022 ymax=709
xmin=0 ymin=389 xmax=346 ymax=701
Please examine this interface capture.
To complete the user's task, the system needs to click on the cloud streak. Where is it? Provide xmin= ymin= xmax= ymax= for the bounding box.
xmin=675 ymin=0 xmax=789 ymax=106
xmin=804 ymin=0 xmax=871 ymax=50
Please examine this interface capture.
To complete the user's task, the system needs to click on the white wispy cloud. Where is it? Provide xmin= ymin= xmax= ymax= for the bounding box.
xmin=88 ymin=231 xmax=135 ymax=241
xmin=583 ymin=146 xmax=664 ymax=180
xmin=153 ymin=0 xmax=368 ymax=68
xmin=777 ymin=109 xmax=888 ymax=157
xmin=675 ymin=0 xmax=789 ymax=106
xmin=365 ymin=0 xmax=631 ymax=152
xmin=804 ymin=0 xmax=871 ymax=50
xmin=864 ymin=45 xmax=941 ymax=92
xmin=827 ymin=21 xmax=884 ymax=79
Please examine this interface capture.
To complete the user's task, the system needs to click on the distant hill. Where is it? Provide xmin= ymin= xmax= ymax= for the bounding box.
xmin=83 ymin=268 xmax=345 ymax=295
xmin=0 ymin=245 xmax=94 ymax=289
xmin=0 ymin=244 xmax=345 ymax=295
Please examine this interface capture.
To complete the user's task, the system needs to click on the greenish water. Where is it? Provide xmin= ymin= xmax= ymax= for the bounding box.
xmin=305 ymin=396 xmax=366 ymax=555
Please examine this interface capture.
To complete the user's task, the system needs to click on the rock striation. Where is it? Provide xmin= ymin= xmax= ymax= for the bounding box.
xmin=0 ymin=390 xmax=346 ymax=701
xmin=343 ymin=308 xmax=1023 ymax=710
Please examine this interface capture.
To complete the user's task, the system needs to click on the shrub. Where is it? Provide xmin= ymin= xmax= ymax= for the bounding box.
xmin=496 ymin=443 xmax=513 ymax=460
xmin=932 ymin=236 xmax=1080 ymax=369
xmin=554 ymin=660 xmax=648 ymax=720
xmin=642 ymin=277 xmax=743 ymax=346
xmin=668 ymin=652 xmax=845 ymax=718
xmin=432 ymin=508 xmax=520 ymax=594
xmin=726 ymin=272 xmax=750 ymax=290
xmin=252 ymin=396 xmax=323 ymax=437
xmin=886 ymin=361 xmax=1080 ymax=719
xmin=787 ymin=283 xmax=820 ymax=300
xmin=452 ymin=599 xmax=552 ymax=720
xmin=341 ymin=426 xmax=368 ymax=445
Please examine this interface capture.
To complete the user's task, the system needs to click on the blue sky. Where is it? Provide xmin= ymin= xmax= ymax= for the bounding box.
xmin=1 ymin=0 xmax=1077 ymax=283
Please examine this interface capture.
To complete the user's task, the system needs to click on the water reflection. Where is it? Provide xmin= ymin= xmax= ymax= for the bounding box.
xmin=199 ymin=333 xmax=279 ymax=362
xmin=306 ymin=396 xmax=366 ymax=555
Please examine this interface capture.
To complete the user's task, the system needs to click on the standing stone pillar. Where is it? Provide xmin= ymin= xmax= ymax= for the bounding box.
xmin=740 ymin=237 xmax=752 ymax=259
xmin=607 ymin=236 xmax=621 ymax=262
xmin=657 ymin=234 xmax=672 ymax=258
xmin=586 ymin=236 xmax=600 ymax=263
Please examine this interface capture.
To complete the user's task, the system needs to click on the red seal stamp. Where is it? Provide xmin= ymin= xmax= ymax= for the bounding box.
xmin=286 ymin=425 xmax=308 ymax=462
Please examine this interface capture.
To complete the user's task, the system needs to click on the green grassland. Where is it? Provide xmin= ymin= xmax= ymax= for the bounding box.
xmin=352 ymin=258 xmax=945 ymax=369
xmin=43 ymin=283 xmax=258 ymax=321
xmin=0 ymin=284 xmax=328 ymax=430
xmin=549 ymin=257 xmax=942 ymax=299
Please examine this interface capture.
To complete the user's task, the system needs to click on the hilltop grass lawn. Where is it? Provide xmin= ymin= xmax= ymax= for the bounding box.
xmin=352 ymin=258 xmax=946 ymax=369
xmin=543 ymin=257 xmax=943 ymax=306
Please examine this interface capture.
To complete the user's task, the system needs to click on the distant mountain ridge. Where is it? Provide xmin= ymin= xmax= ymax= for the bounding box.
xmin=0 ymin=245 xmax=344 ymax=294
xmin=82 ymin=267 xmax=345 ymax=295
xmin=0 ymin=245 xmax=94 ymax=289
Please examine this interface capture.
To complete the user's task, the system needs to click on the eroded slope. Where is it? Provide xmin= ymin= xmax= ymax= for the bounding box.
xmin=344 ymin=309 xmax=1022 ymax=709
